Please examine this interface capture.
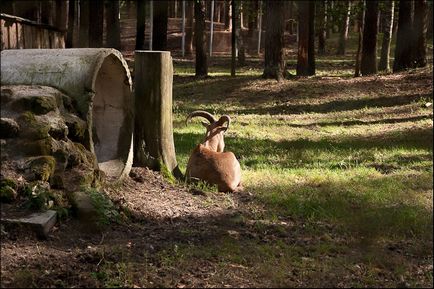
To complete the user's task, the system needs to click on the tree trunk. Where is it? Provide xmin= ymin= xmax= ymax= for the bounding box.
xmin=55 ymin=0 xmax=68 ymax=31
xmin=135 ymin=0 xmax=146 ymax=50
xmin=106 ymin=0 xmax=121 ymax=50
xmin=133 ymin=51 xmax=182 ymax=179
xmin=185 ymin=1 xmax=194 ymax=55
xmin=194 ymin=0 xmax=208 ymax=77
xmin=308 ymin=1 xmax=316 ymax=75
xmin=153 ymin=0 xmax=168 ymax=50
xmin=89 ymin=0 xmax=104 ymax=47
xmin=288 ymin=1 xmax=294 ymax=35
xmin=354 ymin=1 xmax=365 ymax=77
xmin=337 ymin=0 xmax=351 ymax=55
xmin=318 ymin=0 xmax=326 ymax=55
xmin=231 ymin=0 xmax=236 ymax=76
xmin=378 ymin=0 xmax=394 ymax=72
xmin=297 ymin=1 xmax=309 ymax=76
xmin=393 ymin=0 xmax=413 ymax=72
xmin=41 ymin=1 xmax=54 ymax=25
xmin=263 ymin=0 xmax=285 ymax=80
xmin=360 ymin=0 xmax=378 ymax=75
xmin=78 ymin=0 xmax=89 ymax=47
xmin=247 ymin=0 xmax=259 ymax=38
xmin=412 ymin=0 xmax=428 ymax=67
xmin=236 ymin=1 xmax=245 ymax=66
xmin=66 ymin=0 xmax=76 ymax=48
xmin=325 ymin=0 xmax=332 ymax=38
xmin=225 ymin=0 xmax=232 ymax=30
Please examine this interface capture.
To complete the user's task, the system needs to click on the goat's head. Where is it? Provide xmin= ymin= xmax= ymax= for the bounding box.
xmin=186 ymin=111 xmax=231 ymax=152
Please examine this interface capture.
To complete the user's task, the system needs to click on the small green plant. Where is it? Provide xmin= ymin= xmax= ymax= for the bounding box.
xmin=20 ymin=183 xmax=55 ymax=211
xmin=87 ymin=189 xmax=121 ymax=226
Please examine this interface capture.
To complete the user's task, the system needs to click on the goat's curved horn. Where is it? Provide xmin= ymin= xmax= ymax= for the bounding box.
xmin=218 ymin=115 xmax=231 ymax=130
xmin=186 ymin=111 xmax=217 ymax=124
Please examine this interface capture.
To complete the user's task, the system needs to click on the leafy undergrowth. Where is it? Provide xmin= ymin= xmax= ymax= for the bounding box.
xmin=1 ymin=51 xmax=433 ymax=287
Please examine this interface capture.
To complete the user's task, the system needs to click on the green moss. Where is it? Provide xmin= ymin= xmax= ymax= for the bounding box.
xmin=13 ymin=95 xmax=57 ymax=115
xmin=19 ymin=112 xmax=50 ymax=140
xmin=0 ymin=185 xmax=17 ymax=202
xmin=0 ymin=178 xmax=17 ymax=190
xmin=64 ymin=114 xmax=87 ymax=142
xmin=159 ymin=161 xmax=176 ymax=184
xmin=27 ymin=156 xmax=56 ymax=182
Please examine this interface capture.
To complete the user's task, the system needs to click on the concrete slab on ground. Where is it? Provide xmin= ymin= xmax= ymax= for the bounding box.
xmin=1 ymin=210 xmax=57 ymax=238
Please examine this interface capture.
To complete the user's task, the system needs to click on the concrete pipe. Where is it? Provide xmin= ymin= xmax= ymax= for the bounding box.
xmin=1 ymin=48 xmax=134 ymax=179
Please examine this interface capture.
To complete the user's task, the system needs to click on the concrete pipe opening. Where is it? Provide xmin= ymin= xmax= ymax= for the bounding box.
xmin=0 ymin=48 xmax=134 ymax=179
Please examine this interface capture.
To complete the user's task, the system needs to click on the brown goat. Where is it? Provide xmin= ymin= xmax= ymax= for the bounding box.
xmin=185 ymin=111 xmax=242 ymax=192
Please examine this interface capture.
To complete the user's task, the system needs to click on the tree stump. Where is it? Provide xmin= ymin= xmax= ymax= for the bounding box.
xmin=133 ymin=51 xmax=182 ymax=179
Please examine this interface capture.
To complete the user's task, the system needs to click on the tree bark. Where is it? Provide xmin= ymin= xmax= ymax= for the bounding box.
xmin=225 ymin=0 xmax=232 ymax=30
xmin=55 ymin=0 xmax=68 ymax=31
xmin=194 ymin=0 xmax=208 ymax=77
xmin=133 ymin=51 xmax=182 ymax=179
xmin=393 ymin=0 xmax=413 ymax=72
xmin=41 ymin=0 xmax=54 ymax=25
xmin=378 ymin=0 xmax=394 ymax=72
xmin=297 ymin=1 xmax=309 ymax=76
xmin=78 ymin=0 xmax=89 ymax=47
xmin=89 ymin=0 xmax=104 ymax=47
xmin=185 ymin=1 xmax=194 ymax=55
xmin=263 ymin=0 xmax=285 ymax=80
xmin=153 ymin=0 xmax=168 ymax=50
xmin=337 ymin=0 xmax=351 ymax=55
xmin=354 ymin=0 xmax=365 ymax=77
xmin=318 ymin=0 xmax=327 ymax=55
xmin=106 ymin=0 xmax=121 ymax=50
xmin=308 ymin=1 xmax=316 ymax=76
xmin=135 ymin=0 xmax=146 ymax=50
xmin=412 ymin=0 xmax=428 ymax=68
xmin=360 ymin=0 xmax=378 ymax=75
xmin=66 ymin=0 xmax=76 ymax=48
xmin=247 ymin=0 xmax=259 ymax=37
xmin=231 ymin=0 xmax=236 ymax=76
xmin=236 ymin=1 xmax=245 ymax=67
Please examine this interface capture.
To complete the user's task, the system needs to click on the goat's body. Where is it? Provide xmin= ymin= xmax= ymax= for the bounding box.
xmin=186 ymin=144 xmax=241 ymax=192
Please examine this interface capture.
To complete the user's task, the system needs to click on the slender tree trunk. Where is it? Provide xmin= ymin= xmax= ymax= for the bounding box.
xmin=326 ymin=0 xmax=332 ymax=38
xmin=153 ymin=0 xmax=168 ymax=50
xmin=354 ymin=0 xmax=365 ymax=77
xmin=136 ymin=0 xmax=146 ymax=50
xmin=297 ymin=1 xmax=309 ymax=76
xmin=308 ymin=1 xmax=316 ymax=75
xmin=225 ymin=0 xmax=232 ymax=30
xmin=247 ymin=0 xmax=259 ymax=37
xmin=263 ymin=0 xmax=285 ymax=80
xmin=66 ymin=0 xmax=76 ymax=48
xmin=185 ymin=1 xmax=194 ymax=55
xmin=55 ymin=0 xmax=68 ymax=31
xmin=378 ymin=0 xmax=394 ymax=72
xmin=89 ymin=0 xmax=104 ymax=47
xmin=41 ymin=1 xmax=54 ymax=25
xmin=194 ymin=0 xmax=208 ymax=76
xmin=106 ymin=0 xmax=121 ymax=50
xmin=236 ymin=1 xmax=245 ymax=66
xmin=288 ymin=1 xmax=294 ymax=35
xmin=393 ymin=0 xmax=413 ymax=72
xmin=79 ymin=0 xmax=89 ymax=47
xmin=318 ymin=0 xmax=327 ymax=55
xmin=360 ymin=0 xmax=379 ymax=75
xmin=231 ymin=0 xmax=236 ymax=76
xmin=412 ymin=0 xmax=428 ymax=67
xmin=337 ymin=0 xmax=351 ymax=55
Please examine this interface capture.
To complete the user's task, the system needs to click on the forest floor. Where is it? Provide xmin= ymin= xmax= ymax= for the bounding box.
xmin=1 ymin=46 xmax=433 ymax=287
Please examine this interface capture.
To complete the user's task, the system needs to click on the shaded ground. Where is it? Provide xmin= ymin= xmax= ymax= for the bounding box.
xmin=1 ymin=36 xmax=433 ymax=287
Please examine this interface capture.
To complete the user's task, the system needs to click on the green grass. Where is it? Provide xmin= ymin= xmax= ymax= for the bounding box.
xmin=168 ymin=32 xmax=433 ymax=286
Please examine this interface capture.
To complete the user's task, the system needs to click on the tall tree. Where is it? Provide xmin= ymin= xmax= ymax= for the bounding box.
xmin=393 ymin=0 xmax=413 ymax=72
xmin=297 ymin=0 xmax=315 ymax=76
xmin=66 ymin=0 xmax=76 ymax=48
xmin=318 ymin=0 xmax=327 ymax=55
xmin=79 ymin=0 xmax=89 ymax=47
xmin=136 ymin=0 xmax=146 ymax=50
xmin=236 ymin=1 xmax=246 ymax=66
xmin=360 ymin=0 xmax=378 ymax=75
xmin=337 ymin=0 xmax=351 ymax=55
xmin=194 ymin=0 xmax=208 ymax=76
xmin=225 ymin=0 xmax=232 ymax=30
xmin=412 ymin=0 xmax=428 ymax=68
xmin=247 ymin=0 xmax=259 ymax=38
xmin=89 ymin=0 xmax=104 ymax=47
xmin=231 ymin=0 xmax=237 ymax=76
xmin=185 ymin=1 xmax=194 ymax=55
xmin=354 ymin=0 xmax=365 ymax=77
xmin=55 ymin=0 xmax=68 ymax=32
xmin=41 ymin=1 xmax=54 ymax=25
xmin=378 ymin=0 xmax=394 ymax=72
xmin=308 ymin=1 xmax=316 ymax=75
xmin=153 ymin=0 xmax=168 ymax=50
xmin=263 ymin=0 xmax=285 ymax=80
xmin=106 ymin=0 xmax=121 ymax=50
